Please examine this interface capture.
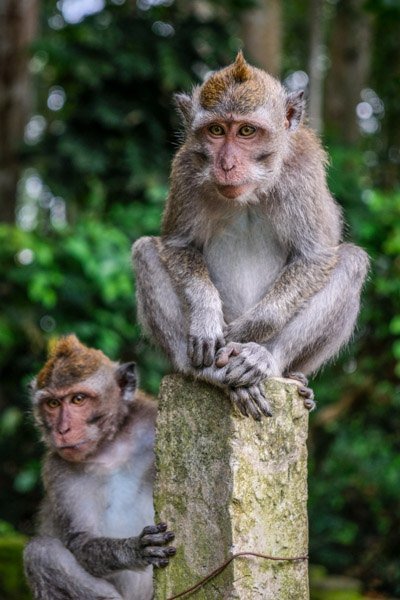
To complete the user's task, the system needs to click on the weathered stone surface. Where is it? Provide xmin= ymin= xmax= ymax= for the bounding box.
xmin=154 ymin=375 xmax=309 ymax=600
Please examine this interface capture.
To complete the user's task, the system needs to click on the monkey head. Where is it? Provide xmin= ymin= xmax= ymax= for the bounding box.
xmin=29 ymin=335 xmax=137 ymax=462
xmin=174 ymin=51 xmax=305 ymax=200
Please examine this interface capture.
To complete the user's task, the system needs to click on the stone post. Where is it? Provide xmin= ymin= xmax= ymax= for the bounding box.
xmin=154 ymin=375 xmax=309 ymax=600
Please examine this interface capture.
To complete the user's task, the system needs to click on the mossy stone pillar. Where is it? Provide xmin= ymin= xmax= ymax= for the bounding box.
xmin=154 ymin=375 xmax=309 ymax=600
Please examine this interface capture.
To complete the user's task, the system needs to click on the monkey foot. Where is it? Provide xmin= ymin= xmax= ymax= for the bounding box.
xmin=297 ymin=385 xmax=316 ymax=411
xmin=282 ymin=371 xmax=315 ymax=410
xmin=283 ymin=371 xmax=308 ymax=387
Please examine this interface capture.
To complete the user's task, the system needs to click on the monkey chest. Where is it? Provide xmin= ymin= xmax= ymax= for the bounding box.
xmin=72 ymin=465 xmax=153 ymax=539
xmin=203 ymin=214 xmax=286 ymax=321
xmin=100 ymin=469 xmax=153 ymax=538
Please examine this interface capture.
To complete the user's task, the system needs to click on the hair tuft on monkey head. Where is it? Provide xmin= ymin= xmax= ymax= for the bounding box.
xmin=199 ymin=51 xmax=282 ymax=114
xmin=36 ymin=334 xmax=112 ymax=390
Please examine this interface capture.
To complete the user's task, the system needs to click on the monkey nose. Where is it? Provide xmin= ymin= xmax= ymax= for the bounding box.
xmin=221 ymin=159 xmax=235 ymax=172
xmin=58 ymin=424 xmax=71 ymax=434
xmin=57 ymin=418 xmax=71 ymax=435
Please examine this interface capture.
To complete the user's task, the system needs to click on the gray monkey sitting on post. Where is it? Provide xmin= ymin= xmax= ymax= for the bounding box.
xmin=132 ymin=52 xmax=369 ymax=420
xmin=24 ymin=335 xmax=175 ymax=600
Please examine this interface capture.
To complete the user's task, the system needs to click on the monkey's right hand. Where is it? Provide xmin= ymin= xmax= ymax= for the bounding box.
xmin=215 ymin=342 xmax=279 ymax=388
xmin=227 ymin=383 xmax=272 ymax=420
xmin=188 ymin=322 xmax=225 ymax=369
xmin=137 ymin=522 xmax=176 ymax=568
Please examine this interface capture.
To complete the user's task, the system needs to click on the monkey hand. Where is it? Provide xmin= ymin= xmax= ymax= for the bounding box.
xmin=215 ymin=342 xmax=279 ymax=388
xmin=188 ymin=319 xmax=225 ymax=368
xmin=136 ymin=522 xmax=176 ymax=568
xmin=227 ymin=383 xmax=272 ymax=420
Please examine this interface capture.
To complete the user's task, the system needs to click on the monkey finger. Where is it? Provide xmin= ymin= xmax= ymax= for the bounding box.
xmin=216 ymin=335 xmax=226 ymax=351
xmin=140 ymin=531 xmax=175 ymax=547
xmin=284 ymin=371 xmax=309 ymax=386
xmin=296 ymin=385 xmax=316 ymax=410
xmin=249 ymin=386 xmax=272 ymax=418
xmin=243 ymin=396 xmax=262 ymax=421
xmin=202 ymin=340 xmax=215 ymax=368
xmin=226 ymin=363 xmax=263 ymax=387
xmin=224 ymin=352 xmax=250 ymax=375
xmin=298 ymin=386 xmax=314 ymax=400
xmin=303 ymin=397 xmax=316 ymax=410
xmin=141 ymin=523 xmax=168 ymax=536
xmin=148 ymin=557 xmax=170 ymax=568
xmin=143 ymin=546 xmax=176 ymax=559
xmin=234 ymin=399 xmax=249 ymax=418
xmin=215 ymin=342 xmax=241 ymax=368
xmin=188 ymin=336 xmax=203 ymax=368
xmin=215 ymin=349 xmax=230 ymax=368
xmin=225 ymin=362 xmax=257 ymax=386
xmin=234 ymin=370 xmax=263 ymax=388
xmin=229 ymin=388 xmax=251 ymax=418
xmin=231 ymin=396 xmax=248 ymax=417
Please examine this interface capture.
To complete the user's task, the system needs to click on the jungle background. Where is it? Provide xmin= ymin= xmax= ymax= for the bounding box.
xmin=0 ymin=0 xmax=399 ymax=598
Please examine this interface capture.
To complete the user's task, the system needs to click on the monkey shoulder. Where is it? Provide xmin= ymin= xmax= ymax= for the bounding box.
xmin=285 ymin=125 xmax=329 ymax=175
xmin=85 ymin=393 xmax=156 ymax=474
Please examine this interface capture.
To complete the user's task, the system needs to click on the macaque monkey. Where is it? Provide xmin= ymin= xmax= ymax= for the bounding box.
xmin=24 ymin=335 xmax=175 ymax=600
xmin=133 ymin=52 xmax=369 ymax=420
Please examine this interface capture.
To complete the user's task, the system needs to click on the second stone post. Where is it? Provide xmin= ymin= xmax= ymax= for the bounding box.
xmin=154 ymin=375 xmax=309 ymax=600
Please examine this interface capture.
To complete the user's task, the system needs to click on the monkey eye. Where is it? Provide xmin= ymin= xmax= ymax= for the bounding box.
xmin=71 ymin=393 xmax=87 ymax=405
xmin=208 ymin=124 xmax=225 ymax=136
xmin=238 ymin=125 xmax=256 ymax=137
xmin=46 ymin=398 xmax=60 ymax=409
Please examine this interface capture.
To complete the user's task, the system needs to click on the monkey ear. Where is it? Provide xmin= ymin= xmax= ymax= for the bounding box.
xmin=285 ymin=90 xmax=305 ymax=131
xmin=174 ymin=92 xmax=193 ymax=127
xmin=115 ymin=362 xmax=137 ymax=403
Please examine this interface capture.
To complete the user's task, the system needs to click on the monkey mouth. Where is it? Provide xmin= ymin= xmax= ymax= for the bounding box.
xmin=216 ymin=184 xmax=254 ymax=199
xmin=57 ymin=440 xmax=91 ymax=457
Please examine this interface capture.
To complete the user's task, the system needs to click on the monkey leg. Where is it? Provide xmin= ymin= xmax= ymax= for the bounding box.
xmin=266 ymin=243 xmax=369 ymax=380
xmin=133 ymin=237 xmax=273 ymax=419
xmin=133 ymin=236 xmax=190 ymax=370
xmin=24 ymin=536 xmax=123 ymax=600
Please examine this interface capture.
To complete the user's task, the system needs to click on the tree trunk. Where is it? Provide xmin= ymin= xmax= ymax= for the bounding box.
xmin=241 ymin=0 xmax=282 ymax=77
xmin=0 ymin=0 xmax=39 ymax=223
xmin=154 ymin=375 xmax=309 ymax=599
xmin=324 ymin=0 xmax=373 ymax=144
xmin=308 ymin=0 xmax=327 ymax=133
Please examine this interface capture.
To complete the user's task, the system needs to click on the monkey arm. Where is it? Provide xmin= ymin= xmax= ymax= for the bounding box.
xmin=159 ymin=240 xmax=226 ymax=368
xmin=225 ymin=250 xmax=338 ymax=344
xmin=66 ymin=523 xmax=175 ymax=577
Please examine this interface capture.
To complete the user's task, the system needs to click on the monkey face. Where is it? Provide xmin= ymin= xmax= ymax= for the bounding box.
xmin=193 ymin=115 xmax=285 ymax=200
xmin=30 ymin=335 xmax=138 ymax=463
xmin=36 ymin=378 xmax=120 ymax=462
xmin=173 ymin=53 xmax=305 ymax=202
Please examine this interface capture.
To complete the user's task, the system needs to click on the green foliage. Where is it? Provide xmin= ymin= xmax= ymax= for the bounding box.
xmin=309 ymin=146 xmax=400 ymax=595
xmin=0 ymin=523 xmax=30 ymax=600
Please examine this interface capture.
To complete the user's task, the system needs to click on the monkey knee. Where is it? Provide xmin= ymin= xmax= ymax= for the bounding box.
xmin=24 ymin=536 xmax=63 ymax=570
xmin=339 ymin=243 xmax=370 ymax=284
xmin=132 ymin=236 xmax=160 ymax=264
